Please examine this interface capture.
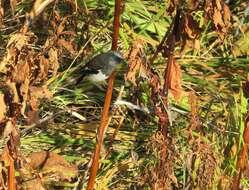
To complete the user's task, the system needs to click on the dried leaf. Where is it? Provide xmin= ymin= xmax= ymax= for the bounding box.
xmin=26 ymin=110 xmax=40 ymax=125
xmin=38 ymin=55 xmax=49 ymax=81
xmin=27 ymin=151 xmax=78 ymax=182
xmin=223 ymin=4 xmax=231 ymax=26
xmin=126 ymin=42 xmax=148 ymax=85
xmin=29 ymin=86 xmax=53 ymax=110
xmin=57 ymin=39 xmax=76 ymax=55
xmin=48 ymin=48 xmax=59 ymax=76
xmin=184 ymin=14 xmax=200 ymax=39
xmin=244 ymin=121 xmax=249 ymax=144
xmin=188 ymin=92 xmax=200 ymax=130
xmin=6 ymin=82 xmax=19 ymax=103
xmin=194 ymin=39 xmax=200 ymax=51
xmin=13 ymin=61 xmax=30 ymax=83
xmin=20 ymin=78 xmax=30 ymax=117
xmin=215 ymin=0 xmax=222 ymax=10
xmin=10 ymin=0 xmax=17 ymax=13
xmin=243 ymin=74 xmax=249 ymax=99
xmin=165 ymin=56 xmax=182 ymax=101
xmin=57 ymin=17 xmax=68 ymax=35
xmin=3 ymin=120 xmax=13 ymax=138
xmin=1 ymin=146 xmax=16 ymax=190
xmin=213 ymin=8 xmax=225 ymax=29
xmin=0 ymin=93 xmax=6 ymax=121
xmin=7 ymin=33 xmax=30 ymax=51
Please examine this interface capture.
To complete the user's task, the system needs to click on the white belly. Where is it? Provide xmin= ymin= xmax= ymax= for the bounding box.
xmin=86 ymin=70 xmax=108 ymax=82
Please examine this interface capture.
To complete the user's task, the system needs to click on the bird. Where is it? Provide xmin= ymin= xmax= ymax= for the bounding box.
xmin=76 ymin=50 xmax=125 ymax=84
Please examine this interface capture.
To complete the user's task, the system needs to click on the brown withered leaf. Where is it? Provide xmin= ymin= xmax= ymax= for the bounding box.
xmin=215 ymin=0 xmax=222 ymax=10
xmin=38 ymin=55 xmax=49 ymax=81
xmin=194 ymin=39 xmax=200 ymax=51
xmin=7 ymin=33 xmax=30 ymax=51
xmin=126 ymin=42 xmax=148 ymax=85
xmin=150 ymin=73 xmax=161 ymax=94
xmin=26 ymin=110 xmax=40 ymax=125
xmin=188 ymin=92 xmax=201 ymax=131
xmin=6 ymin=81 xmax=19 ymax=103
xmin=244 ymin=120 xmax=249 ymax=144
xmin=57 ymin=39 xmax=76 ymax=55
xmin=242 ymin=74 xmax=249 ymax=99
xmin=165 ymin=56 xmax=182 ymax=101
xmin=13 ymin=60 xmax=30 ymax=83
xmin=0 ymin=93 xmax=6 ymax=121
xmin=1 ymin=146 xmax=16 ymax=189
xmin=29 ymin=86 xmax=53 ymax=111
xmin=3 ymin=120 xmax=13 ymax=138
xmin=184 ymin=14 xmax=201 ymax=39
xmin=237 ymin=146 xmax=247 ymax=171
xmin=218 ymin=176 xmax=230 ymax=190
xmin=10 ymin=0 xmax=17 ymax=13
xmin=223 ymin=4 xmax=231 ymax=26
xmin=48 ymin=48 xmax=59 ymax=76
xmin=57 ymin=17 xmax=68 ymax=35
xmin=27 ymin=151 xmax=78 ymax=182
xmin=213 ymin=8 xmax=225 ymax=29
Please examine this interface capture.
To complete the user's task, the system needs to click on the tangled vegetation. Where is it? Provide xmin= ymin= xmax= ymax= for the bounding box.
xmin=0 ymin=0 xmax=249 ymax=189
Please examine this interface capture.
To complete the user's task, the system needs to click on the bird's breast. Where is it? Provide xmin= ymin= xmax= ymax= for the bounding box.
xmin=86 ymin=70 xmax=108 ymax=81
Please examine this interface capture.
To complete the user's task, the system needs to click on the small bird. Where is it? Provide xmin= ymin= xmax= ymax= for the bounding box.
xmin=76 ymin=50 xmax=125 ymax=84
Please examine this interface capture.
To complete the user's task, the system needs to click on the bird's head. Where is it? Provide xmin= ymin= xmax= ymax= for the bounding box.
xmin=108 ymin=51 xmax=126 ymax=70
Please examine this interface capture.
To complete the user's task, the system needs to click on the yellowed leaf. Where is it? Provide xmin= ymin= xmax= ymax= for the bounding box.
xmin=215 ymin=0 xmax=222 ymax=10
xmin=3 ymin=120 xmax=13 ymax=138
xmin=13 ymin=60 xmax=30 ymax=83
xmin=48 ymin=48 xmax=59 ymax=76
xmin=6 ymin=82 xmax=19 ymax=103
xmin=213 ymin=8 xmax=225 ymax=28
xmin=0 ymin=93 xmax=6 ymax=121
xmin=194 ymin=39 xmax=200 ymax=51
xmin=223 ymin=4 xmax=231 ymax=26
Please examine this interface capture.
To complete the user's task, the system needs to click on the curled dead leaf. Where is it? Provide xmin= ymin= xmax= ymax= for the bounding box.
xmin=164 ymin=56 xmax=182 ymax=101
xmin=213 ymin=8 xmax=225 ymax=29
xmin=27 ymin=151 xmax=78 ymax=182
xmin=184 ymin=14 xmax=201 ymax=39
xmin=126 ymin=42 xmax=148 ymax=85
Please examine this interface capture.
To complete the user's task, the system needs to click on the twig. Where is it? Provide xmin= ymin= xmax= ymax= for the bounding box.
xmin=86 ymin=0 xmax=122 ymax=189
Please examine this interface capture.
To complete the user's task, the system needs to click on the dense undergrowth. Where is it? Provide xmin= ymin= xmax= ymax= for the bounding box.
xmin=0 ymin=0 xmax=249 ymax=189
